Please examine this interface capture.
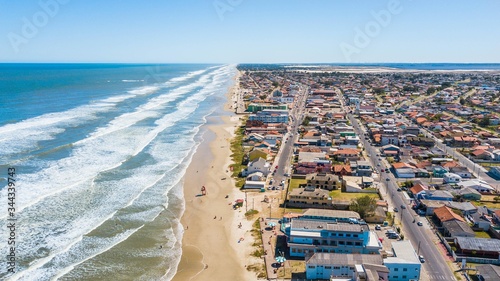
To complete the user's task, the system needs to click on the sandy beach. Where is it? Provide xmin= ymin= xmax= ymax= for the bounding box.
xmin=172 ymin=71 xmax=257 ymax=281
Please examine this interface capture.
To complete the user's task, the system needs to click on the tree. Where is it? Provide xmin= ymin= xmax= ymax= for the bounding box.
xmin=349 ymin=195 xmax=377 ymax=219
xmin=479 ymin=116 xmax=490 ymax=127
xmin=302 ymin=116 xmax=311 ymax=126
xmin=459 ymin=97 xmax=466 ymax=105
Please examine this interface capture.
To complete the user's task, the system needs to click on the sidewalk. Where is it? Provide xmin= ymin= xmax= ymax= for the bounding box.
xmin=259 ymin=218 xmax=286 ymax=280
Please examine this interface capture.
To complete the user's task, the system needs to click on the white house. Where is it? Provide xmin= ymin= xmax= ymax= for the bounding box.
xmin=246 ymin=171 xmax=264 ymax=181
xmin=459 ymin=180 xmax=495 ymax=193
xmin=305 ymin=252 xmax=388 ymax=280
xmin=395 ymin=168 xmax=416 ymax=178
xmin=383 ymin=241 xmax=421 ymax=281
xmin=242 ymin=157 xmax=270 ymax=176
xmin=443 ymin=172 xmax=462 ymax=184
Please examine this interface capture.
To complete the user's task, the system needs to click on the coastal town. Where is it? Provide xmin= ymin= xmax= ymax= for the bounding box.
xmin=229 ymin=65 xmax=500 ymax=281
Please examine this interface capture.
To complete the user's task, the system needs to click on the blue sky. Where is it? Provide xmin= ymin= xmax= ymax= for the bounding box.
xmin=1 ymin=0 xmax=499 ymax=63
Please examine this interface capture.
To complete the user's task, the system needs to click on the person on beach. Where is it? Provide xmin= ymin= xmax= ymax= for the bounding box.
xmin=214 ymin=216 xmax=217 ymax=219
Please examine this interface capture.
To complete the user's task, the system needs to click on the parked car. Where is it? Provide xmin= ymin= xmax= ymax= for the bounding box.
xmin=401 ymin=205 xmax=406 ymax=209
xmin=419 ymin=255 xmax=425 ymax=263
xmin=375 ymin=225 xmax=381 ymax=230
xmin=394 ymin=207 xmax=399 ymax=212
xmin=417 ymin=221 xmax=423 ymax=226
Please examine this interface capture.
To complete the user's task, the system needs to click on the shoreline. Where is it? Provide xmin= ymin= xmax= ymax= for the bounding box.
xmin=172 ymin=70 xmax=256 ymax=281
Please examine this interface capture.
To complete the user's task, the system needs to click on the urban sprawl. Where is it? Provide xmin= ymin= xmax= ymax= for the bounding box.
xmin=230 ymin=65 xmax=500 ymax=281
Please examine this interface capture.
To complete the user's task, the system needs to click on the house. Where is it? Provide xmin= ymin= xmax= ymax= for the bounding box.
xmin=489 ymin=166 xmax=500 ymax=179
xmin=406 ymin=136 xmax=434 ymax=147
xmin=295 ymin=162 xmax=332 ymax=175
xmin=381 ymin=144 xmax=400 ymax=157
xmin=432 ymin=166 xmax=448 ymax=178
xmin=410 ymin=183 xmax=428 ymax=198
xmin=420 ymin=190 xmax=454 ymax=201
xmin=433 ymin=206 xmax=465 ymax=225
xmin=241 ymin=157 xmax=270 ymax=176
xmin=246 ymin=171 xmax=264 ymax=181
xmin=468 ymin=211 xmax=491 ymax=231
xmin=287 ymin=213 xmax=382 ymax=257
xmin=454 ymin=237 xmax=500 ymax=259
xmin=305 ymin=252 xmax=386 ymax=280
xmin=459 ymin=180 xmax=495 ymax=193
xmin=419 ymin=200 xmax=476 ymax=216
xmin=306 ymin=173 xmax=344 ymax=191
xmin=333 ymin=148 xmax=361 ymax=162
xmin=287 ymin=186 xmax=333 ymax=209
xmin=383 ymin=241 xmax=421 ymax=281
xmin=442 ymin=220 xmax=475 ymax=237
xmin=443 ymin=173 xmax=462 ymax=184
xmin=355 ymin=161 xmax=373 ymax=177
xmin=333 ymin=164 xmax=352 ymax=176
xmin=395 ymin=168 xmax=415 ymax=178
xmin=476 ymin=264 xmax=500 ymax=281
xmin=243 ymin=180 xmax=265 ymax=190
xmin=455 ymin=187 xmax=482 ymax=201
xmin=449 ymin=167 xmax=472 ymax=179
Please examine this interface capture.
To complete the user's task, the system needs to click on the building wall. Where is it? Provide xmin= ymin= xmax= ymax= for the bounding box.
xmin=385 ymin=262 xmax=420 ymax=281
xmin=306 ymin=264 xmax=356 ymax=280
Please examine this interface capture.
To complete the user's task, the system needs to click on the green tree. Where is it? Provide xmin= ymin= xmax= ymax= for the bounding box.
xmin=459 ymin=97 xmax=466 ymax=105
xmin=302 ymin=116 xmax=311 ymax=126
xmin=349 ymin=195 xmax=377 ymax=219
xmin=479 ymin=117 xmax=490 ymax=127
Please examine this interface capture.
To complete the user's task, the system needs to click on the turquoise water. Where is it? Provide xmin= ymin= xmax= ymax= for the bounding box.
xmin=0 ymin=63 xmax=236 ymax=280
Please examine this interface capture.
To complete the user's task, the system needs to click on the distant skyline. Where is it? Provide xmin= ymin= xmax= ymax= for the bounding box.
xmin=1 ymin=0 xmax=499 ymax=63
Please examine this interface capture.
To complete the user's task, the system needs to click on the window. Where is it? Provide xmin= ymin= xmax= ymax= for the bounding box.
xmin=346 ymin=242 xmax=353 ymax=245
xmin=346 ymin=234 xmax=351 ymax=237
xmin=394 ymin=268 xmax=398 ymax=271
xmin=308 ymin=266 xmax=315 ymax=269
xmin=403 ymin=268 xmax=407 ymax=271
xmin=353 ymin=234 xmax=358 ymax=237
xmin=334 ymin=266 xmax=340 ymax=269
xmin=325 ymin=266 xmax=331 ymax=269
xmin=355 ymin=242 xmax=361 ymax=246
xmin=403 ymin=275 xmax=407 ymax=279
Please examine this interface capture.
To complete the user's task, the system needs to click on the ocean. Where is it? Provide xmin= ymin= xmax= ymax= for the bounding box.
xmin=0 ymin=63 xmax=237 ymax=280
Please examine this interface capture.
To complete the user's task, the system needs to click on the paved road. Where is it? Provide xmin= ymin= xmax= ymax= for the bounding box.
xmin=342 ymin=99 xmax=457 ymax=281
xmin=272 ymin=85 xmax=309 ymax=187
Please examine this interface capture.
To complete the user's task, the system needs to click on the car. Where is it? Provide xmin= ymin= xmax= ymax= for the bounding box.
xmin=419 ymin=255 xmax=425 ymax=263
xmin=386 ymin=178 xmax=390 ymax=181
xmin=401 ymin=205 xmax=406 ymax=209
xmin=375 ymin=225 xmax=381 ymax=230
xmin=377 ymin=163 xmax=380 ymax=166
xmin=417 ymin=221 xmax=423 ymax=226
xmin=394 ymin=208 xmax=399 ymax=212
xmin=397 ymin=188 xmax=401 ymax=191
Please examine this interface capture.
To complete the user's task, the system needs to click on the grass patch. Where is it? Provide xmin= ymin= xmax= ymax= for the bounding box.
xmin=229 ymin=120 xmax=249 ymax=183
xmin=277 ymin=261 xmax=306 ymax=279
xmin=245 ymin=209 xmax=259 ymax=220
xmin=246 ymin=263 xmax=267 ymax=279
xmin=474 ymin=231 xmax=492 ymax=239
xmin=329 ymin=189 xmax=380 ymax=201
xmin=288 ymin=178 xmax=307 ymax=192
xmin=471 ymin=200 xmax=500 ymax=209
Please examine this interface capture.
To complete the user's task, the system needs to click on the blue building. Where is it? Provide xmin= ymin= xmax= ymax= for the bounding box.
xmin=286 ymin=209 xmax=382 ymax=257
xmin=383 ymin=241 xmax=421 ymax=281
